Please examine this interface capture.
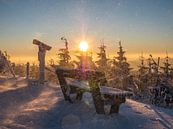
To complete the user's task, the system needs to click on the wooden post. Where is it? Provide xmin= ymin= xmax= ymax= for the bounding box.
xmin=26 ymin=62 xmax=30 ymax=79
xmin=33 ymin=39 xmax=52 ymax=84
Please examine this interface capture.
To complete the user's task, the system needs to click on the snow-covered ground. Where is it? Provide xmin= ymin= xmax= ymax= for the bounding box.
xmin=0 ymin=76 xmax=27 ymax=92
xmin=0 ymin=77 xmax=173 ymax=129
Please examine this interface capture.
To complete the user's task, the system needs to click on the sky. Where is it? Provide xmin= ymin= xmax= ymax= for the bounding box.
xmin=0 ymin=0 xmax=173 ymax=63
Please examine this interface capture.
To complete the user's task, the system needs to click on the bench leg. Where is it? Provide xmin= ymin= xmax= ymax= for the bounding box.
xmin=110 ymin=97 xmax=126 ymax=114
xmin=89 ymin=81 xmax=105 ymax=114
xmin=92 ymin=89 xmax=105 ymax=114
xmin=67 ymin=96 xmax=73 ymax=103
xmin=93 ymin=96 xmax=105 ymax=114
xmin=61 ymin=87 xmax=69 ymax=101
xmin=110 ymin=104 xmax=120 ymax=113
xmin=76 ymin=91 xmax=83 ymax=101
xmin=59 ymin=86 xmax=73 ymax=103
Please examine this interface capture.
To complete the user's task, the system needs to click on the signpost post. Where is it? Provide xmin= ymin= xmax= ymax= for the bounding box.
xmin=33 ymin=39 xmax=52 ymax=84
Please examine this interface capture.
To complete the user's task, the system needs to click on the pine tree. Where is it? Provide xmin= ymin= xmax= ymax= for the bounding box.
xmin=0 ymin=50 xmax=5 ymax=73
xmin=161 ymin=54 xmax=172 ymax=79
xmin=110 ymin=41 xmax=133 ymax=90
xmin=95 ymin=43 xmax=109 ymax=73
xmin=136 ymin=53 xmax=149 ymax=93
xmin=147 ymin=55 xmax=160 ymax=87
xmin=75 ymin=52 xmax=96 ymax=70
xmin=58 ymin=37 xmax=73 ymax=68
xmin=30 ymin=63 xmax=39 ymax=79
xmin=138 ymin=53 xmax=147 ymax=75
xmin=13 ymin=63 xmax=25 ymax=77
xmin=0 ymin=50 xmax=15 ymax=77
xmin=45 ymin=59 xmax=58 ymax=83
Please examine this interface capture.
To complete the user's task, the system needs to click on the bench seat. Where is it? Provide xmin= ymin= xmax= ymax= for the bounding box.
xmin=66 ymin=78 xmax=133 ymax=97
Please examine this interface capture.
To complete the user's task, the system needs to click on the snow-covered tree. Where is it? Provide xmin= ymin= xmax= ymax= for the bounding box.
xmin=146 ymin=55 xmax=160 ymax=87
xmin=13 ymin=63 xmax=25 ymax=77
xmin=109 ymin=41 xmax=133 ymax=90
xmin=58 ymin=37 xmax=74 ymax=68
xmin=135 ymin=54 xmax=149 ymax=94
xmin=45 ymin=59 xmax=58 ymax=83
xmin=74 ymin=52 xmax=96 ymax=70
xmin=95 ymin=43 xmax=109 ymax=73
xmin=0 ymin=50 xmax=15 ymax=77
xmin=30 ymin=63 xmax=39 ymax=79
xmin=160 ymin=54 xmax=172 ymax=80
xmin=0 ymin=50 xmax=5 ymax=73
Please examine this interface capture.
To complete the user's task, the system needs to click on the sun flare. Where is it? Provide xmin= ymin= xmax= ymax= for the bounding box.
xmin=79 ymin=41 xmax=88 ymax=52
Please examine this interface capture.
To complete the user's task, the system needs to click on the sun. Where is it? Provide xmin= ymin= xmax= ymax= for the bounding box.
xmin=79 ymin=41 xmax=88 ymax=52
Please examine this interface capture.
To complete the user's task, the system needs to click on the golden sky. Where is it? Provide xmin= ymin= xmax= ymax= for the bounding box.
xmin=1 ymin=0 xmax=173 ymax=64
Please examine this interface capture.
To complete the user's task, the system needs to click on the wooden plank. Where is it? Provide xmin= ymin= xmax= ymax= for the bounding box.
xmin=33 ymin=39 xmax=52 ymax=50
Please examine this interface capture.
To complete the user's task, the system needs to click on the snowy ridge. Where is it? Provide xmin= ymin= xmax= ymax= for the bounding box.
xmin=0 ymin=78 xmax=173 ymax=129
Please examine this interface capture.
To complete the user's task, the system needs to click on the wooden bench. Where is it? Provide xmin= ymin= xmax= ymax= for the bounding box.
xmin=56 ymin=67 xmax=133 ymax=114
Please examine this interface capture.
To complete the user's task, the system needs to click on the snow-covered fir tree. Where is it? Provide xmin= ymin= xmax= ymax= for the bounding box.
xmin=74 ymin=51 xmax=96 ymax=70
xmin=0 ymin=50 xmax=15 ymax=77
xmin=148 ymin=55 xmax=173 ymax=106
xmin=134 ymin=53 xmax=150 ymax=96
xmin=58 ymin=37 xmax=73 ymax=68
xmin=30 ymin=63 xmax=39 ymax=79
xmin=0 ymin=50 xmax=6 ymax=73
xmin=110 ymin=41 xmax=133 ymax=90
xmin=160 ymin=53 xmax=172 ymax=81
xmin=95 ymin=43 xmax=109 ymax=73
xmin=147 ymin=55 xmax=160 ymax=87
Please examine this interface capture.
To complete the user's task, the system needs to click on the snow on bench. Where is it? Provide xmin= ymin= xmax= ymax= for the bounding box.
xmin=100 ymin=86 xmax=133 ymax=97
xmin=66 ymin=78 xmax=133 ymax=97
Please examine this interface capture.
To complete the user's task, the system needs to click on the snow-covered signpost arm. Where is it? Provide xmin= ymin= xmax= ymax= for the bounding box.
xmin=33 ymin=39 xmax=52 ymax=84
